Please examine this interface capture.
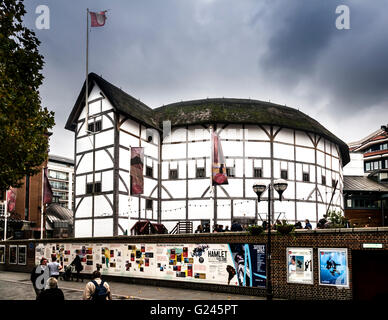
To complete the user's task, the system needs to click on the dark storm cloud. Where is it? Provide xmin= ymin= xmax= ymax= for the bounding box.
xmin=255 ymin=0 xmax=388 ymax=114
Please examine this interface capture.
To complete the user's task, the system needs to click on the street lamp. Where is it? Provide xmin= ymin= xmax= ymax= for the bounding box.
xmin=252 ymin=179 xmax=288 ymax=300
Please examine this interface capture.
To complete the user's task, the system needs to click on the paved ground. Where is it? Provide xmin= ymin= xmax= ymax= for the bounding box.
xmin=0 ymin=271 xmax=265 ymax=300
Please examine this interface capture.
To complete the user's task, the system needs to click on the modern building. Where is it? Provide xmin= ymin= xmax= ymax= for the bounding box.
xmin=65 ymin=73 xmax=350 ymax=238
xmin=343 ymin=125 xmax=388 ymax=226
xmin=47 ymin=154 xmax=74 ymax=210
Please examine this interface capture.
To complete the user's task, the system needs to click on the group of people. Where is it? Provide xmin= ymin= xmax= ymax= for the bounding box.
xmin=195 ymin=221 xmax=245 ymax=233
xmin=30 ymin=255 xmax=113 ymax=301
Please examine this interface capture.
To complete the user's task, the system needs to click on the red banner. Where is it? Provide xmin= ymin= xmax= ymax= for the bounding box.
xmin=211 ymin=132 xmax=228 ymax=185
xmin=43 ymin=167 xmax=53 ymax=205
xmin=6 ymin=188 xmax=16 ymax=213
xmin=130 ymin=147 xmax=144 ymax=195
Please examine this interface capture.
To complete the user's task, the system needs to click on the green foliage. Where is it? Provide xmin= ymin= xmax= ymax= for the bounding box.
xmin=0 ymin=0 xmax=55 ymax=191
xmin=246 ymin=225 xmax=264 ymax=236
xmin=276 ymin=220 xmax=295 ymax=235
xmin=326 ymin=210 xmax=349 ymax=228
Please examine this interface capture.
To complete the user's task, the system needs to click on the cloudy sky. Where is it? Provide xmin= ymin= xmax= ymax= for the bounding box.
xmin=22 ymin=0 xmax=388 ymax=159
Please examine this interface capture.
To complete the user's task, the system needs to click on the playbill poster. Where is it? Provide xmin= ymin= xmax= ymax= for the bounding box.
xmin=318 ymin=248 xmax=349 ymax=287
xmin=287 ymin=248 xmax=313 ymax=284
xmin=35 ymin=242 xmax=265 ymax=287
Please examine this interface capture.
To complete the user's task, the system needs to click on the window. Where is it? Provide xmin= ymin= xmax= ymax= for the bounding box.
xmin=94 ymin=182 xmax=102 ymax=192
xmin=146 ymin=199 xmax=153 ymax=210
xmin=18 ymin=246 xmax=26 ymax=265
xmin=346 ymin=199 xmax=352 ymax=208
xmin=226 ymin=167 xmax=235 ymax=177
xmin=254 ymin=168 xmax=262 ymax=178
xmin=0 ymin=245 xmax=5 ymax=264
xmin=87 ymin=120 xmax=102 ymax=133
xmin=303 ymin=172 xmax=310 ymax=182
xmin=86 ymin=181 xmax=101 ymax=194
xmin=332 ymin=179 xmax=336 ymax=188
xmin=322 ymin=175 xmax=326 ymax=186
xmin=169 ymin=169 xmax=178 ymax=180
xmin=50 ymin=181 xmax=68 ymax=190
xmin=146 ymin=166 xmax=153 ymax=178
xmin=196 ymin=167 xmax=206 ymax=178
xmin=365 ymin=162 xmax=371 ymax=171
xmin=281 ymin=170 xmax=288 ymax=180
xmin=48 ymin=170 xmax=68 ymax=180
xmin=9 ymin=245 xmax=17 ymax=264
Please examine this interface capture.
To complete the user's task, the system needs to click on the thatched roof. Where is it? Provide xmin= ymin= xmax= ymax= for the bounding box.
xmin=65 ymin=73 xmax=157 ymax=131
xmin=66 ymin=73 xmax=350 ymax=165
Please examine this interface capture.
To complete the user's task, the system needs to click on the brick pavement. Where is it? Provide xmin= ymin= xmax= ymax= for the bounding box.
xmin=0 ymin=271 xmax=264 ymax=300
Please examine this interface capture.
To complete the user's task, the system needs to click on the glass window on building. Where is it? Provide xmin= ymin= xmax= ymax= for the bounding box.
xmin=196 ymin=167 xmax=206 ymax=178
xmin=169 ymin=169 xmax=178 ymax=180
xmin=48 ymin=170 xmax=69 ymax=180
xmin=50 ymin=180 xmax=68 ymax=190
xmin=226 ymin=167 xmax=235 ymax=177
xmin=145 ymin=166 xmax=153 ymax=178
xmin=254 ymin=168 xmax=262 ymax=178
xmin=146 ymin=199 xmax=153 ymax=210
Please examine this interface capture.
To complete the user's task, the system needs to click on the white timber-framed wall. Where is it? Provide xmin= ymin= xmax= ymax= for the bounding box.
xmin=70 ymin=80 xmax=344 ymax=237
xmin=74 ymin=82 xmax=117 ymax=237
xmin=159 ymin=124 xmax=343 ymax=232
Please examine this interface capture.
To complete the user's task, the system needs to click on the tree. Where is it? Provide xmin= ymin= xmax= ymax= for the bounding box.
xmin=0 ymin=0 xmax=55 ymax=191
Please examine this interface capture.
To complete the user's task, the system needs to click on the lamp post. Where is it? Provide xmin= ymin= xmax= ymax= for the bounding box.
xmin=253 ymin=179 xmax=288 ymax=300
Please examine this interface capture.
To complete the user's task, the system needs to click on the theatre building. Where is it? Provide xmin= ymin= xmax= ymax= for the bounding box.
xmin=65 ymin=73 xmax=350 ymax=238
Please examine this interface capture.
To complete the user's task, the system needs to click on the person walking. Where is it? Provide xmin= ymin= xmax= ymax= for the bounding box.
xmin=70 ymin=254 xmax=84 ymax=282
xmin=37 ymin=277 xmax=65 ymax=302
xmin=47 ymin=255 xmax=62 ymax=279
xmin=82 ymin=271 xmax=112 ymax=301
xmin=31 ymin=257 xmax=49 ymax=298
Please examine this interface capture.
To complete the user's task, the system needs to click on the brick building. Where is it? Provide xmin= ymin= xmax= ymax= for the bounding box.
xmin=344 ymin=125 xmax=388 ymax=227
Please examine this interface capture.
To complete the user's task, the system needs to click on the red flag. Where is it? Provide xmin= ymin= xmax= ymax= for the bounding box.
xmin=6 ymin=188 xmax=16 ymax=213
xmin=90 ymin=11 xmax=107 ymax=27
xmin=211 ymin=132 xmax=228 ymax=185
xmin=130 ymin=147 xmax=144 ymax=195
xmin=43 ymin=168 xmax=53 ymax=205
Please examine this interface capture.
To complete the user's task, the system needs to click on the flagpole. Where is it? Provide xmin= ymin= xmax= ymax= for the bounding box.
xmin=40 ymin=167 xmax=44 ymax=239
xmin=209 ymin=125 xmax=215 ymax=232
xmin=4 ymin=191 xmax=8 ymax=241
xmin=85 ymin=8 xmax=89 ymax=133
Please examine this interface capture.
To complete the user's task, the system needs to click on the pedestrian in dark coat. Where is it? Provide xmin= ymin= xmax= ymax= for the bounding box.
xmin=71 ymin=255 xmax=84 ymax=282
xmin=37 ymin=277 xmax=65 ymax=302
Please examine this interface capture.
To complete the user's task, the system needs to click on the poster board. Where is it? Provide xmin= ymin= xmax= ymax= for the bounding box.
xmin=9 ymin=245 xmax=17 ymax=264
xmin=318 ymin=248 xmax=349 ymax=287
xmin=18 ymin=245 xmax=27 ymax=265
xmin=286 ymin=247 xmax=313 ymax=284
xmin=0 ymin=245 xmax=5 ymax=264
xmin=35 ymin=242 xmax=266 ymax=288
